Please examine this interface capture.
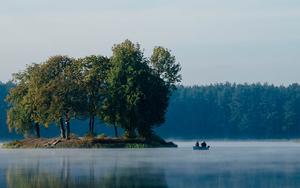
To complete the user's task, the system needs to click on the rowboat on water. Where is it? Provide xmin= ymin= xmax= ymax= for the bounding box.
xmin=193 ymin=145 xmax=210 ymax=150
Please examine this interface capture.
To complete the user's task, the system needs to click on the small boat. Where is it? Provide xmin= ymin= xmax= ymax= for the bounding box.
xmin=193 ymin=146 xmax=210 ymax=150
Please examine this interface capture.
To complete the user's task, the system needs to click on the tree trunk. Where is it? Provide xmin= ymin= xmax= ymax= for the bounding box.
xmin=138 ymin=126 xmax=152 ymax=139
xmin=113 ymin=122 xmax=118 ymax=137
xmin=125 ymin=127 xmax=135 ymax=138
xmin=34 ymin=123 xmax=40 ymax=138
xmin=60 ymin=118 xmax=66 ymax=139
xmin=89 ymin=116 xmax=92 ymax=134
xmin=91 ymin=115 xmax=95 ymax=135
xmin=89 ymin=115 xmax=95 ymax=135
xmin=126 ymin=109 xmax=136 ymax=138
xmin=65 ymin=111 xmax=70 ymax=140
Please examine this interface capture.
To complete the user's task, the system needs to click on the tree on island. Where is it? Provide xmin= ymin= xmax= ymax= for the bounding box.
xmin=6 ymin=64 xmax=44 ymax=137
xmin=101 ymin=40 xmax=181 ymax=138
xmin=33 ymin=56 xmax=87 ymax=139
xmin=6 ymin=40 xmax=181 ymax=140
xmin=78 ymin=55 xmax=110 ymax=135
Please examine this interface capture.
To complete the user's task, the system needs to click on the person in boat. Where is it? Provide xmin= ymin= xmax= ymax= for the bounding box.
xmin=201 ymin=141 xmax=207 ymax=148
xmin=195 ymin=141 xmax=200 ymax=147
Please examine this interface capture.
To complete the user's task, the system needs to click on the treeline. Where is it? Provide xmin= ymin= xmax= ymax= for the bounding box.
xmin=1 ymin=82 xmax=300 ymax=139
xmin=159 ymin=83 xmax=300 ymax=139
xmin=5 ymin=40 xmax=181 ymax=139
xmin=0 ymin=82 xmax=16 ymax=139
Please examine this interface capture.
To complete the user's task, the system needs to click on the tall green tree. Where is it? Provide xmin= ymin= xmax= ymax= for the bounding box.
xmin=6 ymin=64 xmax=42 ymax=137
xmin=33 ymin=56 xmax=86 ymax=139
xmin=79 ymin=55 xmax=110 ymax=135
xmin=103 ymin=40 xmax=146 ymax=138
xmin=103 ymin=40 xmax=182 ymax=138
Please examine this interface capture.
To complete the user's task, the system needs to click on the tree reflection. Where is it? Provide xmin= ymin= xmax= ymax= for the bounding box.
xmin=6 ymin=158 xmax=168 ymax=188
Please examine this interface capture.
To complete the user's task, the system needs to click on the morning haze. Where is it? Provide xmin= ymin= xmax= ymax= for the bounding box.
xmin=2 ymin=2 xmax=300 ymax=188
xmin=1 ymin=0 xmax=300 ymax=85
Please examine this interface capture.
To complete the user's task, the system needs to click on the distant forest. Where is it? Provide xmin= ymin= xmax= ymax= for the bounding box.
xmin=160 ymin=83 xmax=300 ymax=139
xmin=1 ymin=82 xmax=300 ymax=139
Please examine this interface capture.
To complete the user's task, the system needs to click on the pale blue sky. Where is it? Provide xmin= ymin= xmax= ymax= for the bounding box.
xmin=1 ymin=0 xmax=299 ymax=85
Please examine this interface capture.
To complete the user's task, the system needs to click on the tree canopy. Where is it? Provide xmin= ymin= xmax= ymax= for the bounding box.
xmin=5 ymin=40 xmax=181 ymax=139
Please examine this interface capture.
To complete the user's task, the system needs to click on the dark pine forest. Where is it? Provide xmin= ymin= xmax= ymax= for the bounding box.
xmin=159 ymin=83 xmax=300 ymax=139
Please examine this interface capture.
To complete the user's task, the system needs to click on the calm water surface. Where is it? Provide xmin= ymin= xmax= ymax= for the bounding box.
xmin=0 ymin=141 xmax=300 ymax=188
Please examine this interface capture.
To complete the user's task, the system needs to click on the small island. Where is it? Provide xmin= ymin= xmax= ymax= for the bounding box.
xmin=3 ymin=136 xmax=177 ymax=149
xmin=3 ymin=40 xmax=181 ymax=148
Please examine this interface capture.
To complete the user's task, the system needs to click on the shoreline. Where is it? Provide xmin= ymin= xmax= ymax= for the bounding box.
xmin=2 ymin=137 xmax=177 ymax=149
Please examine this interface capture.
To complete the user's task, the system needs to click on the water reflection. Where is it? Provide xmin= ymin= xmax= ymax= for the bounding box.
xmin=3 ymin=145 xmax=300 ymax=188
xmin=8 ymin=159 xmax=300 ymax=188
xmin=167 ymin=167 xmax=300 ymax=188
xmin=6 ymin=157 xmax=168 ymax=188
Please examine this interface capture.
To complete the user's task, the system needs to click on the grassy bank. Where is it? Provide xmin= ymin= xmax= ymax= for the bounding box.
xmin=2 ymin=136 xmax=177 ymax=149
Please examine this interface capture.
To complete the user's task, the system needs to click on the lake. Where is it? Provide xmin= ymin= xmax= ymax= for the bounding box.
xmin=0 ymin=141 xmax=300 ymax=188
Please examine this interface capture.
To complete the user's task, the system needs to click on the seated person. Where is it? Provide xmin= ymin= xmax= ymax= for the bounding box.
xmin=201 ymin=141 xmax=207 ymax=148
xmin=195 ymin=141 xmax=199 ymax=147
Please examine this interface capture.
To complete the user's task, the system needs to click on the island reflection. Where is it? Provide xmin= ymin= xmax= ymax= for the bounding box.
xmin=4 ymin=146 xmax=300 ymax=188
xmin=6 ymin=157 xmax=168 ymax=188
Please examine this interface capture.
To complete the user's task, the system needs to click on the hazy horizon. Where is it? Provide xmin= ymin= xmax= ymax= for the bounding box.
xmin=1 ymin=0 xmax=300 ymax=85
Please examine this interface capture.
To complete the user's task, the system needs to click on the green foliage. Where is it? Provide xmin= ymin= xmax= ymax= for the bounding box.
xmin=6 ymin=64 xmax=42 ymax=137
xmin=37 ymin=56 xmax=84 ymax=123
xmin=101 ymin=40 xmax=181 ymax=138
xmin=161 ymin=83 xmax=300 ymax=139
xmin=151 ymin=46 xmax=182 ymax=91
xmin=5 ymin=40 xmax=181 ymax=139
xmin=79 ymin=55 xmax=110 ymax=134
xmin=103 ymin=40 xmax=146 ymax=138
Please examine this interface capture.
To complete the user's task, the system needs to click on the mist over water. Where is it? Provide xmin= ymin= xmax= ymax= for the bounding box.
xmin=175 ymin=140 xmax=300 ymax=148
xmin=1 ymin=141 xmax=300 ymax=188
